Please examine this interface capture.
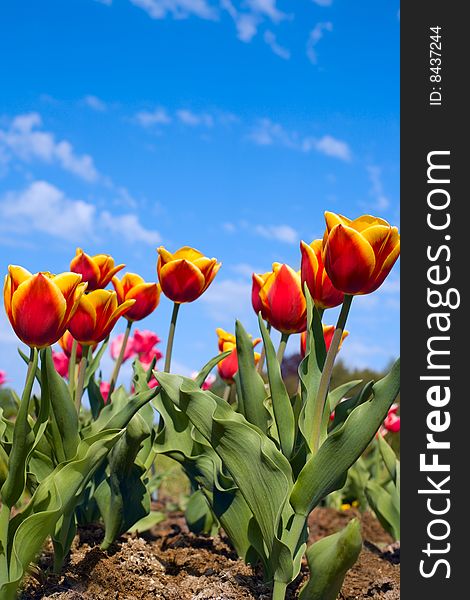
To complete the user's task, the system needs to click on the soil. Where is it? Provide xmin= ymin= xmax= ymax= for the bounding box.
xmin=20 ymin=507 xmax=399 ymax=600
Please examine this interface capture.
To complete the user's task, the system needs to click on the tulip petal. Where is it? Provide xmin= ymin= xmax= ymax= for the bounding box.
xmin=324 ymin=211 xmax=351 ymax=233
xmin=124 ymin=282 xmax=160 ymax=321
xmin=11 ymin=274 xmax=67 ymax=347
xmin=121 ymin=272 xmax=145 ymax=295
xmin=159 ymin=259 xmax=205 ymax=303
xmin=98 ymin=298 xmax=136 ymax=342
xmin=70 ymin=249 xmax=101 ymax=289
xmin=112 ymin=276 xmax=125 ymax=303
xmin=4 ymin=266 xmax=33 ymax=320
xmin=200 ymin=260 xmax=221 ymax=293
xmin=68 ymin=294 xmax=98 ymax=344
xmin=350 ymin=214 xmax=390 ymax=231
xmin=260 ymin=264 xmax=306 ymax=334
xmin=172 ymin=246 xmax=205 ymax=262
xmin=324 ymin=224 xmax=376 ymax=294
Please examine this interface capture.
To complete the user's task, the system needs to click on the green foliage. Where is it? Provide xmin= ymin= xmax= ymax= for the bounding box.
xmin=153 ymin=292 xmax=400 ymax=599
xmin=0 ymin=350 xmax=159 ymax=598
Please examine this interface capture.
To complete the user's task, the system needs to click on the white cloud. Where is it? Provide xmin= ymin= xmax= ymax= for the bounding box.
xmin=201 ymin=278 xmax=253 ymax=323
xmin=221 ymin=0 xmax=259 ymax=41
xmin=0 ymin=112 xmax=100 ymax=182
xmin=254 ymin=224 xmax=298 ymax=244
xmin=248 ymin=118 xmax=351 ymax=161
xmin=306 ymin=21 xmax=333 ymax=64
xmin=339 ymin=340 xmax=394 ymax=370
xmin=0 ymin=181 xmax=161 ymax=246
xmin=230 ymin=263 xmax=260 ymax=277
xmin=130 ymin=0 xmax=217 ymax=20
xmin=365 ymin=165 xmax=390 ymax=210
xmin=263 ymin=30 xmax=290 ymax=59
xmin=312 ymin=0 xmax=333 ymax=6
xmin=303 ymin=135 xmax=352 ymax=161
xmin=246 ymin=0 xmax=286 ymax=23
xmin=135 ymin=107 xmax=172 ymax=127
xmin=83 ymin=95 xmax=107 ymax=111
xmin=176 ymin=109 xmax=214 ymax=127
xmin=101 ymin=211 xmax=161 ymax=245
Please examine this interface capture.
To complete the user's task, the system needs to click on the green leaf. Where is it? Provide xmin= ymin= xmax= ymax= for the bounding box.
xmin=1 ymin=349 xmax=38 ymax=507
xmin=41 ymin=347 xmax=79 ymax=461
xmin=259 ymin=315 xmax=295 ymax=459
xmin=377 ymin=434 xmax=399 ymax=484
xmin=193 ymin=350 xmax=231 ymax=388
xmin=234 ymin=320 xmax=269 ymax=433
xmin=185 ymin=489 xmax=218 ymax=535
xmin=365 ymin=481 xmax=400 ymax=540
xmin=298 ymin=291 xmax=327 ymax=454
xmin=299 ymin=518 xmax=362 ymax=600
xmin=128 ymin=510 xmax=165 ymax=533
xmin=155 ymin=371 xmax=293 ymax=563
xmin=291 ymin=359 xmax=400 ymax=516
xmin=84 ymin=337 xmax=109 ymax=388
xmin=1 ymin=429 xmax=123 ymax=599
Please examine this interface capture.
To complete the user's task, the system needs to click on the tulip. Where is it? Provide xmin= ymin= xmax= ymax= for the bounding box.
xmin=300 ymin=325 xmax=349 ymax=357
xmin=0 ymin=370 xmax=7 ymax=386
xmin=300 ymin=240 xmax=344 ymax=309
xmin=322 ymin=212 xmax=400 ymax=295
xmin=52 ymin=350 xmax=69 ymax=378
xmin=139 ymin=346 xmax=163 ymax=371
xmin=68 ymin=289 xmax=135 ymax=345
xmin=110 ymin=333 xmax=136 ymax=363
xmin=251 ymin=271 xmax=272 ymax=320
xmin=4 ymin=266 xmax=87 ymax=348
xmin=383 ymin=404 xmax=400 ymax=433
xmin=58 ymin=330 xmax=95 ymax=362
xmin=257 ymin=264 xmax=307 ymax=334
xmin=70 ymin=248 xmax=125 ymax=291
xmin=133 ymin=329 xmax=161 ymax=354
xmin=216 ymin=329 xmax=261 ymax=384
xmin=100 ymin=381 xmax=111 ymax=403
xmin=156 ymin=246 xmax=221 ymax=304
xmin=218 ymin=340 xmax=261 ymax=384
xmin=216 ymin=328 xmax=236 ymax=351
xmin=112 ymin=273 xmax=160 ymax=322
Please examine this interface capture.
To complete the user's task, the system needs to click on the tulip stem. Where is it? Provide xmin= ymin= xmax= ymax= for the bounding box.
xmin=74 ymin=345 xmax=91 ymax=412
xmin=108 ymin=320 xmax=133 ymax=396
xmin=276 ymin=332 xmax=290 ymax=365
xmin=256 ymin=321 xmax=271 ymax=373
xmin=164 ymin=302 xmax=180 ymax=373
xmin=68 ymin=339 xmax=78 ymax=395
xmin=311 ymin=294 xmax=353 ymax=453
xmin=223 ymin=383 xmax=232 ymax=403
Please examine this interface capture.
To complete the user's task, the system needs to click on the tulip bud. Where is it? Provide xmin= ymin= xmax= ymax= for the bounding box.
xmin=70 ymin=248 xmax=125 ymax=291
xmin=157 ymin=246 xmax=221 ymax=303
xmin=300 ymin=325 xmax=349 ymax=357
xmin=322 ymin=212 xmax=400 ymax=295
xmin=112 ymin=273 xmax=160 ymax=322
xmin=68 ymin=289 xmax=135 ymax=345
xmin=300 ymin=240 xmax=344 ymax=309
xmin=257 ymin=264 xmax=307 ymax=334
xmin=4 ymin=266 xmax=86 ymax=348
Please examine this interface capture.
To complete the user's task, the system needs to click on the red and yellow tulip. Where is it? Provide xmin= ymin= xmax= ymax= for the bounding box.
xmin=257 ymin=263 xmax=307 ymax=334
xmin=58 ymin=330 xmax=96 ymax=361
xmin=112 ymin=273 xmax=161 ymax=322
xmin=251 ymin=271 xmax=273 ymax=321
xmin=68 ymin=289 xmax=135 ymax=345
xmin=300 ymin=240 xmax=344 ymax=309
xmin=70 ymin=248 xmax=125 ymax=291
xmin=157 ymin=246 xmax=221 ymax=303
xmin=322 ymin=212 xmax=400 ymax=295
xmin=216 ymin=327 xmax=236 ymax=351
xmin=300 ymin=325 xmax=349 ymax=358
xmin=217 ymin=329 xmax=261 ymax=384
xmin=4 ymin=266 xmax=86 ymax=348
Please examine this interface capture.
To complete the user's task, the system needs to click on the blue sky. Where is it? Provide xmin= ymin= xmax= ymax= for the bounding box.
xmin=0 ymin=0 xmax=400 ymax=390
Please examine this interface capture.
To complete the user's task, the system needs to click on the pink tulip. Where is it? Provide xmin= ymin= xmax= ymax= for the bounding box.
xmin=100 ymin=381 xmax=111 ymax=403
xmin=52 ymin=351 xmax=69 ymax=378
xmin=133 ymin=329 xmax=161 ymax=354
xmin=140 ymin=347 xmax=163 ymax=371
xmin=0 ymin=370 xmax=7 ymax=386
xmin=110 ymin=333 xmax=136 ymax=362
